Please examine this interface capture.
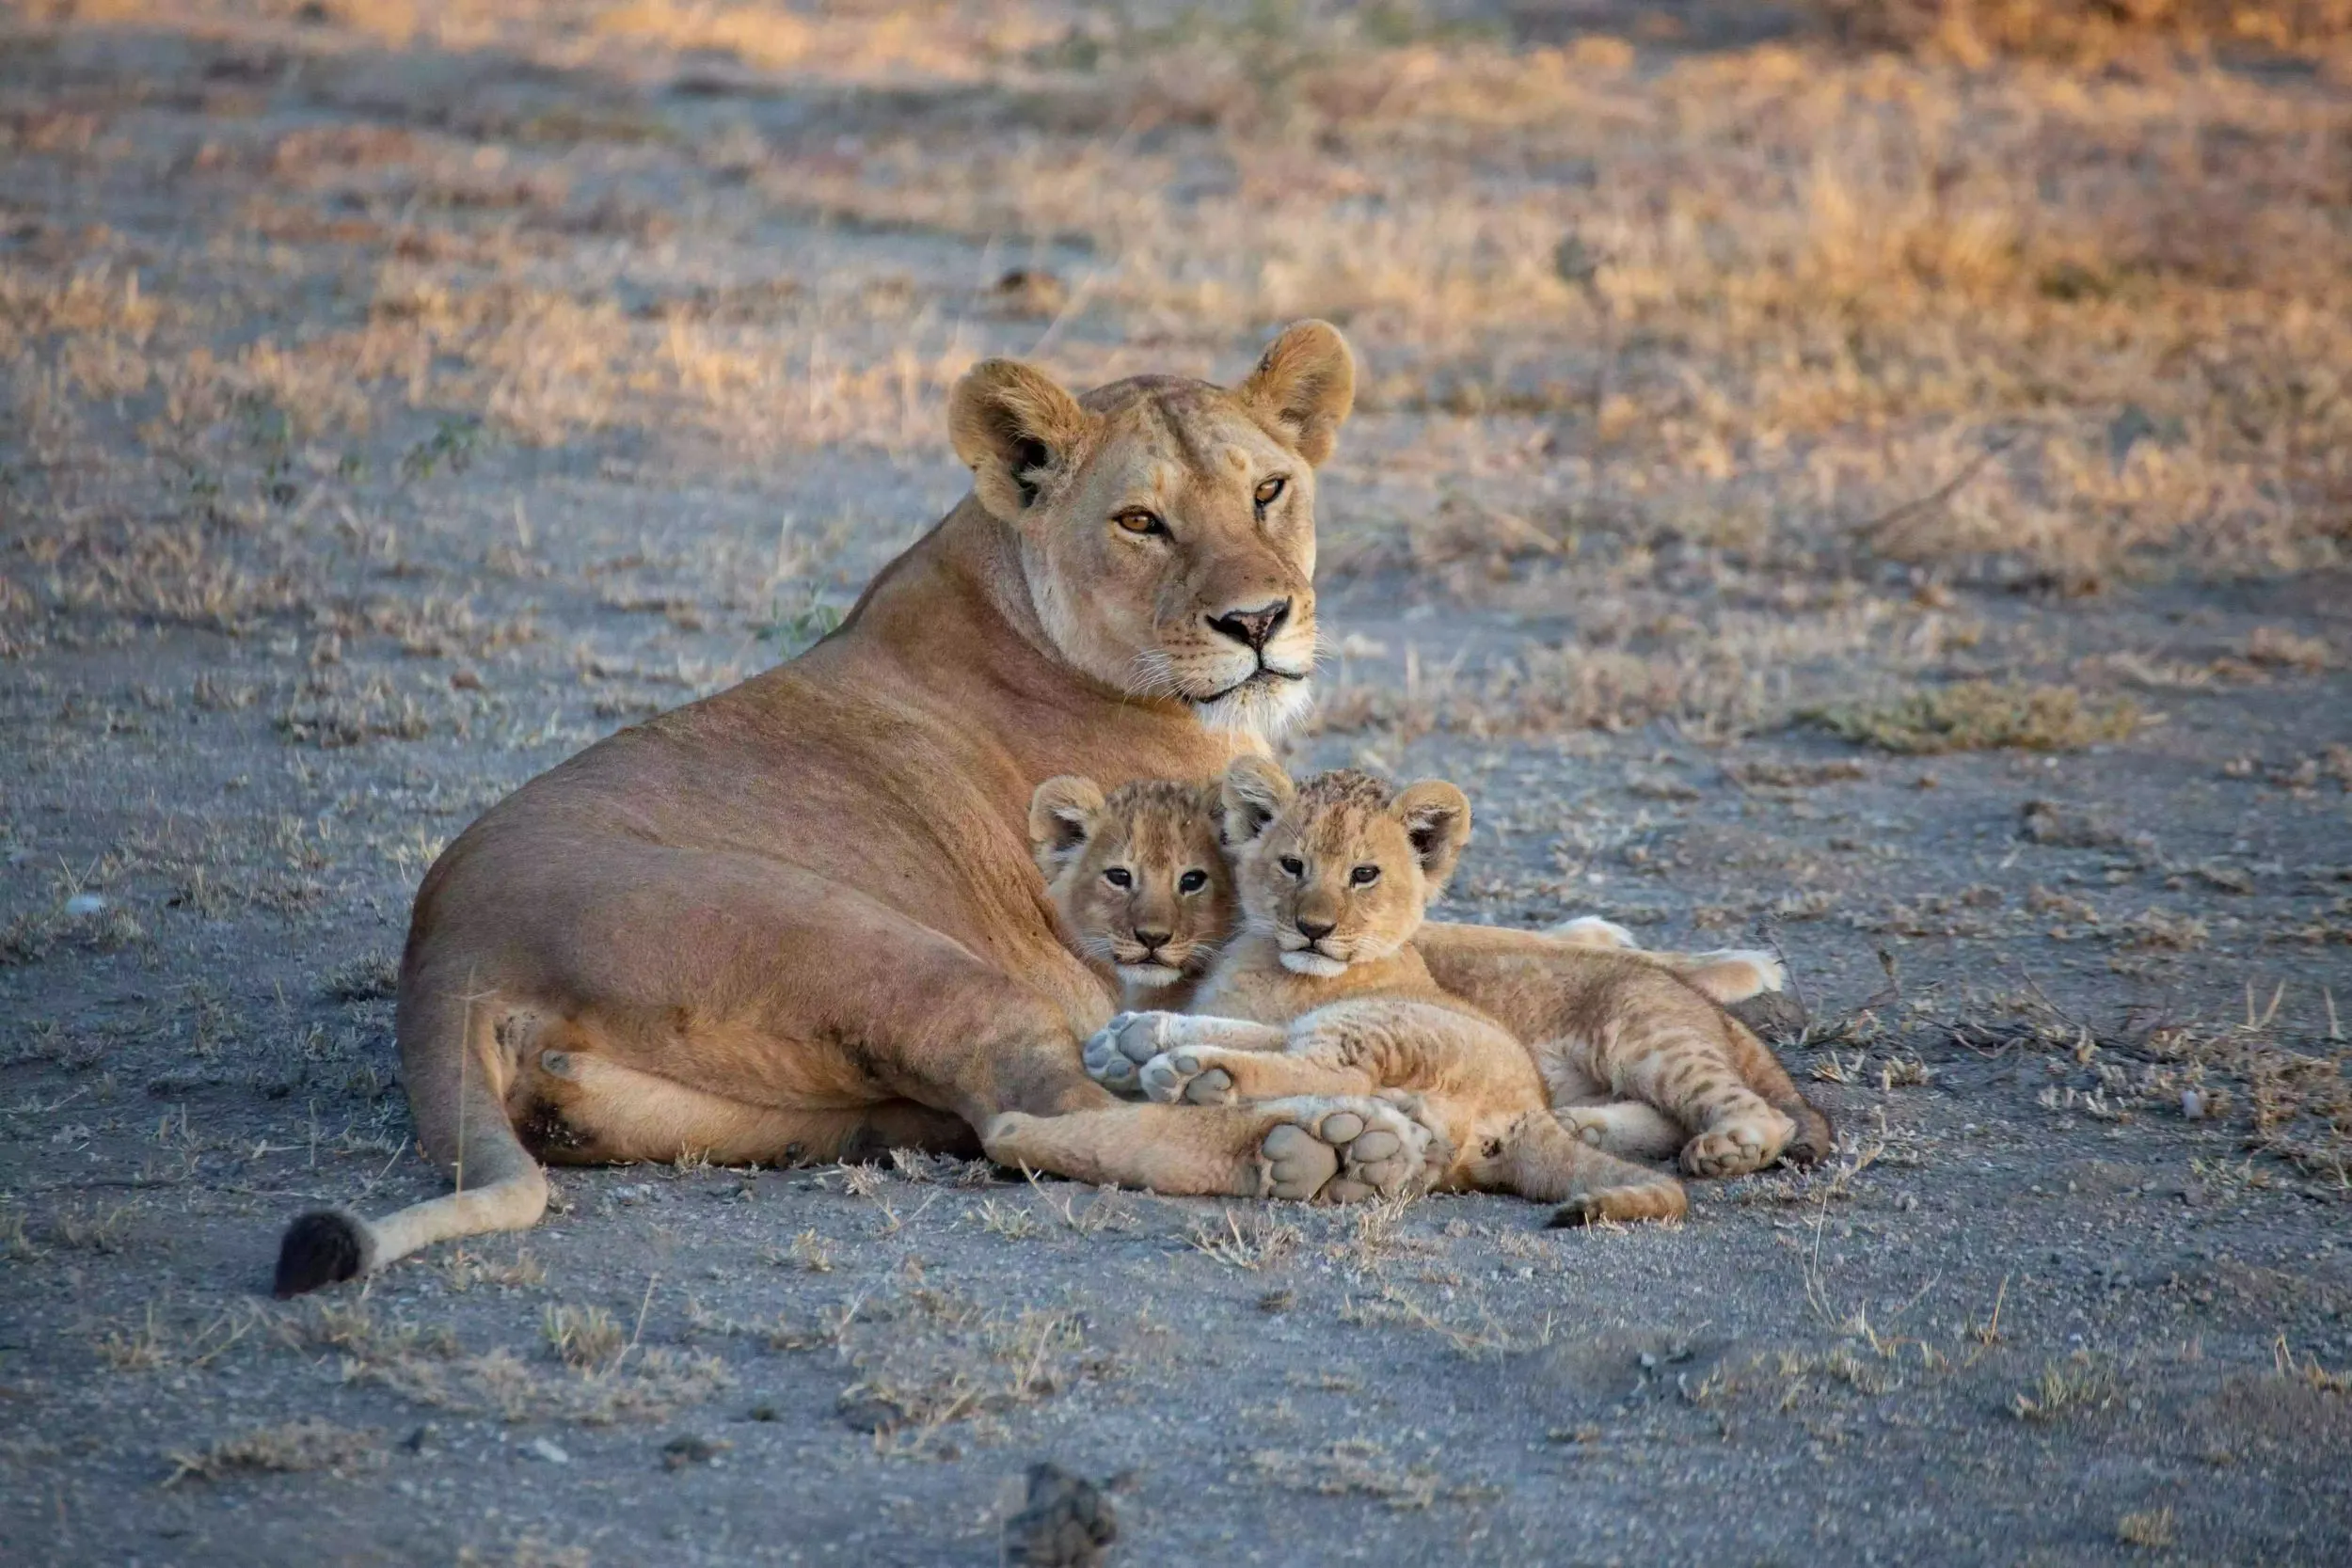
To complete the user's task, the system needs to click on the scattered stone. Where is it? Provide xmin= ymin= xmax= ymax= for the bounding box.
xmin=661 ymin=1433 xmax=730 ymax=1469
xmin=63 ymin=893 xmax=106 ymax=918
xmin=990 ymin=269 xmax=1069 ymax=318
xmin=1002 ymin=1462 xmax=1118 ymax=1567
xmin=2020 ymin=799 xmax=2149 ymax=854
xmin=526 ymin=1438 xmax=570 ymax=1465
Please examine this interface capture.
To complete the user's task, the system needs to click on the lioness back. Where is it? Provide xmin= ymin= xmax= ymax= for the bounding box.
xmin=1030 ymin=774 xmax=1236 ymax=1011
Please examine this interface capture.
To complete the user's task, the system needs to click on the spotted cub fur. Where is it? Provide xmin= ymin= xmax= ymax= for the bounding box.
xmin=1074 ymin=762 xmax=1816 ymax=1219
xmin=1029 ymin=775 xmax=1238 ymax=1014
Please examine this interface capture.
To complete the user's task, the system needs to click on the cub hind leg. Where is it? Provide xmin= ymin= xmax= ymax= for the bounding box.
xmin=1586 ymin=1004 xmax=1800 ymax=1180
xmin=1486 ymin=1111 xmax=1688 ymax=1224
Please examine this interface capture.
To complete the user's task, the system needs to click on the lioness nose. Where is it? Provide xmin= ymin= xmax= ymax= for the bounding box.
xmin=1207 ymin=598 xmax=1291 ymax=652
xmin=1295 ymin=917 xmax=1335 ymax=942
xmin=1134 ymin=927 xmax=1171 ymax=950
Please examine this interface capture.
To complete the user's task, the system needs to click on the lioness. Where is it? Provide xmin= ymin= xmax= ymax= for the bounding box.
xmin=274 ymin=321 xmax=1824 ymax=1293
xmin=1046 ymin=768 xmax=1807 ymax=1185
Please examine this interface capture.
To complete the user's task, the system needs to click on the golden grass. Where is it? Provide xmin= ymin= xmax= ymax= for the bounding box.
xmin=1808 ymin=680 xmax=2143 ymax=753
xmin=165 ymin=1418 xmax=382 ymax=1485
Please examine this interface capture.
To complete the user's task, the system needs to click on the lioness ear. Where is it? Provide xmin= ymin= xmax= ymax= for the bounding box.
xmin=1239 ymin=320 xmax=1356 ymax=467
xmin=1391 ymin=780 xmax=1471 ymax=892
xmin=1219 ymin=755 xmax=1295 ymax=847
xmin=949 ymin=359 xmax=1097 ymax=524
xmin=1028 ymin=775 xmax=1105 ymax=877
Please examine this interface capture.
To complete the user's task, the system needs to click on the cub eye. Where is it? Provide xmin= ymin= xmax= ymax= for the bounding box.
xmin=1113 ymin=509 xmax=1167 ymax=537
xmin=1350 ymin=865 xmax=1381 ymax=886
xmin=1279 ymin=855 xmax=1304 ymax=878
xmin=1103 ymin=866 xmax=1133 ymax=889
xmin=1178 ymin=869 xmax=1209 ymax=894
xmin=1253 ymin=476 xmax=1286 ymax=510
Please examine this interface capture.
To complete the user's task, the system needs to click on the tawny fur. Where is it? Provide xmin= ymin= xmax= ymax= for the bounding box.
xmin=1076 ymin=763 xmax=1820 ymax=1219
xmin=272 ymin=320 xmax=1820 ymax=1291
xmin=1028 ymin=776 xmax=1237 ymax=1012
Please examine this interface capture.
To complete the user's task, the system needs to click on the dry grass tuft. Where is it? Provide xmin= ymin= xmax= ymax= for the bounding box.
xmin=1819 ymin=1 xmax=2352 ymax=65
xmin=1248 ymin=1439 xmax=1500 ymax=1512
xmin=1809 ymin=681 xmax=2142 ymax=754
xmin=2013 ymin=1351 xmax=2121 ymax=1421
xmin=2117 ymin=1505 xmax=2179 ymax=1550
xmin=165 ymin=1418 xmax=382 ymax=1485
xmin=1184 ymin=1208 xmax=1301 ymax=1270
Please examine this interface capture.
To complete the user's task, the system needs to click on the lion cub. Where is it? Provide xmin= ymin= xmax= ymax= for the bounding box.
xmin=1073 ymin=762 xmax=1693 ymax=1218
xmin=1029 ymin=775 xmax=1237 ymax=1014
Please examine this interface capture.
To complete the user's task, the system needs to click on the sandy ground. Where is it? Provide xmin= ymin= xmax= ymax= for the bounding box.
xmin=4 ymin=4 xmax=2351 ymax=1563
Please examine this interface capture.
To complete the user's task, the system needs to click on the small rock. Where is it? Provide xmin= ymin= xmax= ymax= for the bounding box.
xmin=63 ymin=893 xmax=106 ymax=918
xmin=1003 ymin=1462 xmax=1118 ymax=1567
xmin=661 ymin=1433 xmax=730 ymax=1469
xmin=402 ymin=1423 xmax=438 ymax=1454
xmin=2182 ymin=1088 xmax=2209 ymax=1121
xmin=526 ymin=1438 xmax=570 ymax=1465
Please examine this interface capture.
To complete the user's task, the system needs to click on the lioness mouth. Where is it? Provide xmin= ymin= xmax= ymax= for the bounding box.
xmin=1197 ymin=664 xmax=1307 ymax=705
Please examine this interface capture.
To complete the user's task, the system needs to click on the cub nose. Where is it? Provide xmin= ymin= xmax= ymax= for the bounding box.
xmin=1295 ymin=917 xmax=1335 ymax=943
xmin=1133 ymin=927 xmax=1172 ymax=951
xmin=1206 ymin=598 xmax=1291 ymax=652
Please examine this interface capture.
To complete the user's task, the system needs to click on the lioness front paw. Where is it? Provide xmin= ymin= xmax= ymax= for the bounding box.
xmin=1138 ymin=1049 xmax=1235 ymax=1106
xmin=1678 ymin=1109 xmax=1797 ymax=1179
xmin=1082 ymin=1011 xmax=1179 ymax=1095
xmin=1252 ymin=1098 xmax=1437 ymax=1203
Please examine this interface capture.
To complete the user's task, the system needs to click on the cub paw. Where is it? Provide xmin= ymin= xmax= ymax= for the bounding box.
xmin=1253 ymin=1100 xmax=1436 ymax=1203
xmin=1138 ymin=1050 xmax=1235 ymax=1106
xmin=1549 ymin=915 xmax=1638 ymax=950
xmin=1548 ymin=1171 xmax=1689 ymax=1227
xmin=1082 ymin=1011 xmax=1178 ymax=1095
xmin=1678 ymin=1110 xmax=1797 ymax=1179
xmin=1691 ymin=947 xmax=1787 ymax=997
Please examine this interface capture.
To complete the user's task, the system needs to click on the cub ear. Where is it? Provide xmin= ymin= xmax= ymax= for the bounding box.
xmin=1219 ymin=755 xmax=1295 ymax=847
xmin=1238 ymin=320 xmax=1356 ymax=467
xmin=1391 ymin=780 xmax=1471 ymax=893
xmin=949 ymin=359 xmax=1097 ymax=524
xmin=1028 ymin=775 xmax=1105 ymax=877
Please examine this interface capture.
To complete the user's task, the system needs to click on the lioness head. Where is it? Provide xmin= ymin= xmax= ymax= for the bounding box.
xmin=948 ymin=322 xmax=1354 ymax=736
xmin=1030 ymin=774 xmax=1238 ymax=991
xmin=1220 ymin=758 xmax=1470 ymax=977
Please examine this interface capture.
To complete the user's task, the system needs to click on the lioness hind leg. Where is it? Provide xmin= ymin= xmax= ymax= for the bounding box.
xmin=520 ymin=1050 xmax=977 ymax=1165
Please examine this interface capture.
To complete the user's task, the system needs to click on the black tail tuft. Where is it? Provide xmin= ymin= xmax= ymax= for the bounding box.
xmin=274 ymin=1210 xmax=368 ymax=1297
xmin=1546 ymin=1198 xmax=1600 ymax=1229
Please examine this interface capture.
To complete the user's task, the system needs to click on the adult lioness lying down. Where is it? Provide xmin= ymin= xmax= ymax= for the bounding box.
xmin=276 ymin=322 xmax=1826 ymax=1293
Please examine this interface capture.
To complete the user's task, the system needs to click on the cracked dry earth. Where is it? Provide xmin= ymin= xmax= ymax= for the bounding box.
xmin=5 ymin=4 xmax=2352 ymax=1565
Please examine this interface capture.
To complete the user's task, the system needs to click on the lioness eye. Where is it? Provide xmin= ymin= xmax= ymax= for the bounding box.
xmin=1114 ymin=509 xmax=1166 ymax=537
xmin=1279 ymin=855 xmax=1304 ymax=878
xmin=1104 ymin=866 xmax=1133 ymax=888
xmin=1350 ymin=865 xmax=1381 ymax=886
xmin=1253 ymin=476 xmax=1286 ymax=509
xmin=1178 ymin=869 xmax=1209 ymax=894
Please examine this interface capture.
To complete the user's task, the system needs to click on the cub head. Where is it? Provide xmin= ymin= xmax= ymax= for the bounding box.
xmin=948 ymin=321 xmax=1354 ymax=737
xmin=1219 ymin=758 xmax=1471 ymax=978
xmin=1029 ymin=775 xmax=1238 ymax=992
